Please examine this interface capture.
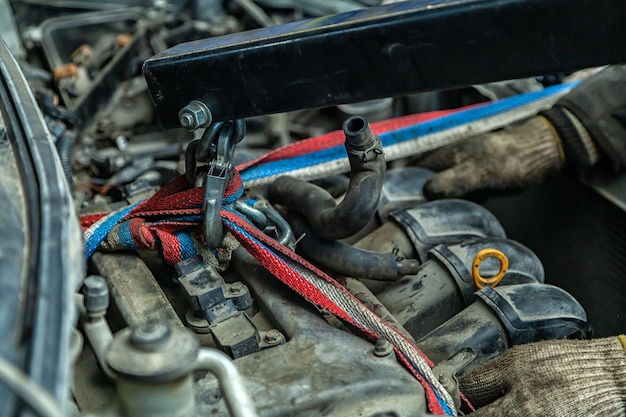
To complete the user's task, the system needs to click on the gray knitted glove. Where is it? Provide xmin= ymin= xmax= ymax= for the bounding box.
xmin=418 ymin=116 xmax=566 ymax=199
xmin=459 ymin=337 xmax=626 ymax=417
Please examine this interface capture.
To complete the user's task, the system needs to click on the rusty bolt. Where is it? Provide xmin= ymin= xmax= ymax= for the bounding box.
xmin=265 ymin=329 xmax=282 ymax=345
xmin=373 ymin=337 xmax=394 ymax=357
xmin=70 ymin=44 xmax=93 ymax=64
xmin=230 ymin=282 xmax=245 ymax=295
xmin=178 ymin=100 xmax=212 ymax=131
xmin=116 ymin=33 xmax=133 ymax=48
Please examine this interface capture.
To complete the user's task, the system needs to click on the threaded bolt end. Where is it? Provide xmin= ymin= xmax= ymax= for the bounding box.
xmin=178 ymin=100 xmax=212 ymax=131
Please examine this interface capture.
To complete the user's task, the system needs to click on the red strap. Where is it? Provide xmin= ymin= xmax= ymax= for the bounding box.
xmin=221 ymin=210 xmax=452 ymax=415
xmin=460 ymin=391 xmax=476 ymax=412
xmin=236 ymin=106 xmax=481 ymax=171
xmin=80 ymin=166 xmax=472 ymax=414
xmin=80 ymin=213 xmax=108 ymax=229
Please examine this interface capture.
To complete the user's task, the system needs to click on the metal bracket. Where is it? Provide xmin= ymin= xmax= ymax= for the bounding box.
xmin=185 ymin=119 xmax=245 ymax=248
xmin=176 ymin=257 xmax=260 ymax=358
xmin=145 ymin=0 xmax=626 ymax=127
xmin=202 ymin=170 xmax=229 ymax=248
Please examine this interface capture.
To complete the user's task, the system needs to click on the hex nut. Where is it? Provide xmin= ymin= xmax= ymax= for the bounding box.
xmin=178 ymin=100 xmax=212 ymax=131
xmin=229 ymin=282 xmax=245 ymax=295
xmin=265 ymin=329 xmax=283 ymax=345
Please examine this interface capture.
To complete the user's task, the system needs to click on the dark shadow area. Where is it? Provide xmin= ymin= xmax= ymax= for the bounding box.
xmin=484 ymin=174 xmax=626 ymax=337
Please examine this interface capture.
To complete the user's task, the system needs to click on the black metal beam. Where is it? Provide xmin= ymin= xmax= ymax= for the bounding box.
xmin=144 ymin=0 xmax=626 ymax=128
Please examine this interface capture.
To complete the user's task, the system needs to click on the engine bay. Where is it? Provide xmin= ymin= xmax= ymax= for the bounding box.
xmin=0 ymin=1 xmax=624 ymax=416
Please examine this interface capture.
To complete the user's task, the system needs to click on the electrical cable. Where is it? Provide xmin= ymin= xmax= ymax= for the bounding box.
xmin=0 ymin=356 xmax=67 ymax=417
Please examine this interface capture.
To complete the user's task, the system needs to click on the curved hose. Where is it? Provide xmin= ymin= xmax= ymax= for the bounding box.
xmin=56 ymin=134 xmax=74 ymax=192
xmin=268 ymin=116 xmax=385 ymax=240
xmin=289 ymin=212 xmax=419 ymax=281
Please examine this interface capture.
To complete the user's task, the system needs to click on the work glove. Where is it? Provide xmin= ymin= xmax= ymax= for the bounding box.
xmin=418 ymin=116 xmax=568 ymax=198
xmin=419 ymin=65 xmax=626 ymax=199
xmin=459 ymin=336 xmax=626 ymax=417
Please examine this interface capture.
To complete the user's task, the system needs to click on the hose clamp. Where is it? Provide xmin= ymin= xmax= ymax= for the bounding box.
xmin=347 ymin=143 xmax=383 ymax=163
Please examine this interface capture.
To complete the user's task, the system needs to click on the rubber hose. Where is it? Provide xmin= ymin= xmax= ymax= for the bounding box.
xmin=56 ymin=134 xmax=74 ymax=192
xmin=289 ymin=212 xmax=419 ymax=281
xmin=268 ymin=116 xmax=385 ymax=240
xmin=311 ymin=175 xmax=350 ymax=198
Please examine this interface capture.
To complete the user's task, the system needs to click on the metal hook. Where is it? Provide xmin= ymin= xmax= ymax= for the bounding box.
xmin=196 ymin=121 xmax=226 ymax=163
xmin=198 ymin=120 xmax=246 ymax=248
xmin=184 ymin=120 xmax=246 ymax=248
xmin=203 ymin=167 xmax=229 ymax=248
xmin=255 ymin=201 xmax=293 ymax=247
xmin=185 ymin=139 xmax=200 ymax=184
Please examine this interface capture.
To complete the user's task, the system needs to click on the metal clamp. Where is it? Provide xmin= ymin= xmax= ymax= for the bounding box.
xmin=347 ymin=143 xmax=383 ymax=163
xmin=185 ymin=120 xmax=246 ymax=248
xmin=255 ymin=202 xmax=293 ymax=247
xmin=234 ymin=201 xmax=268 ymax=230
xmin=203 ymin=170 xmax=229 ymax=248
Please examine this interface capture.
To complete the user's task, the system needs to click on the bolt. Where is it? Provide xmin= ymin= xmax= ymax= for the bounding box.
xmin=115 ymin=135 xmax=129 ymax=151
xmin=22 ymin=26 xmax=42 ymax=44
xmin=437 ymin=373 xmax=456 ymax=397
xmin=130 ymin=322 xmax=171 ymax=351
xmin=373 ymin=337 xmax=394 ymax=357
xmin=180 ymin=113 xmax=194 ymax=129
xmin=265 ymin=329 xmax=282 ymax=344
xmin=178 ymin=100 xmax=212 ymax=131
xmin=230 ymin=282 xmax=245 ymax=295
xmin=82 ymin=275 xmax=109 ymax=315
xmin=212 ymin=303 xmax=228 ymax=314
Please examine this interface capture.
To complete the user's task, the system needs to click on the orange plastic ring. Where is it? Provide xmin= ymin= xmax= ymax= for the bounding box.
xmin=472 ymin=248 xmax=509 ymax=290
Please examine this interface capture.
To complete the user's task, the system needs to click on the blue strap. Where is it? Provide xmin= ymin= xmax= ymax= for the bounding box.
xmin=241 ymin=82 xmax=578 ymax=183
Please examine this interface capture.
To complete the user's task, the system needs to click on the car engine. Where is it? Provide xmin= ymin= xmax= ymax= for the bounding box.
xmin=0 ymin=1 xmax=624 ymax=416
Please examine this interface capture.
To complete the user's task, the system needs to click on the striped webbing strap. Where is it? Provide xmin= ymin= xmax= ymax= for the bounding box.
xmin=80 ymin=170 xmax=461 ymax=415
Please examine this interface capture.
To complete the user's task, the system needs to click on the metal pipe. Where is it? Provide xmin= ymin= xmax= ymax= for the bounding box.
xmin=195 ymin=348 xmax=258 ymax=417
xmin=257 ymin=203 xmax=293 ymax=246
xmin=269 ymin=116 xmax=385 ymax=240
xmin=81 ymin=317 xmax=115 ymax=379
xmin=235 ymin=201 xmax=268 ymax=230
